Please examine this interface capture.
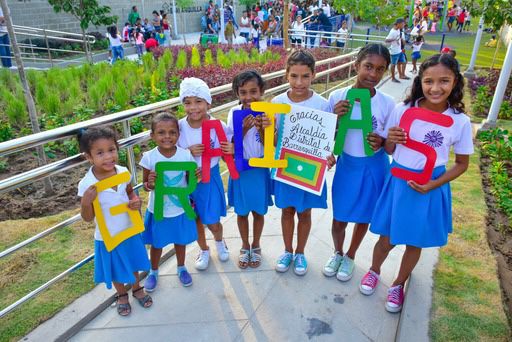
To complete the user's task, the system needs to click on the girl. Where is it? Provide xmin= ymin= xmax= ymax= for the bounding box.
xmin=411 ymin=35 xmax=424 ymax=73
xmin=162 ymin=13 xmax=171 ymax=46
xmin=140 ymin=113 xmax=198 ymax=291
xmin=133 ymin=28 xmax=145 ymax=59
xmin=360 ymin=54 xmax=473 ymax=313
xmin=77 ymin=127 xmax=152 ymax=316
xmin=251 ymin=23 xmax=260 ymax=50
xmin=324 ymin=44 xmax=395 ymax=282
xmin=272 ymin=50 xmax=329 ymax=276
xmin=177 ymin=77 xmax=234 ymax=271
xmin=107 ymin=26 xmax=124 ymax=64
xmin=336 ymin=20 xmax=349 ymax=49
xmin=291 ymin=15 xmax=304 ymax=48
xmin=227 ymin=71 xmax=273 ymax=269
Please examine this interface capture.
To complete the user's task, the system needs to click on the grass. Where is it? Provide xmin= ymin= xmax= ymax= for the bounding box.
xmin=429 ymin=152 xmax=510 ymax=341
xmin=349 ymin=19 xmax=507 ymax=69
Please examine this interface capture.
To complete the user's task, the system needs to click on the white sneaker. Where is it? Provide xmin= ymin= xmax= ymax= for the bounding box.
xmin=322 ymin=252 xmax=343 ymax=277
xmin=215 ymin=240 xmax=229 ymax=262
xmin=195 ymin=249 xmax=210 ymax=270
xmin=336 ymin=255 xmax=355 ymax=282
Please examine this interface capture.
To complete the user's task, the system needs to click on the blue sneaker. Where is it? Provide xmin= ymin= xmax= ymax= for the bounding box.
xmin=178 ymin=268 xmax=193 ymax=287
xmin=275 ymin=251 xmax=293 ymax=272
xmin=145 ymin=274 xmax=158 ymax=292
xmin=294 ymin=253 xmax=308 ymax=276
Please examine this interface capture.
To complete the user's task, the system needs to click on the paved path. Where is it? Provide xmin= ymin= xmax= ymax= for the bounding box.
xmin=26 ymin=66 xmax=437 ymax=342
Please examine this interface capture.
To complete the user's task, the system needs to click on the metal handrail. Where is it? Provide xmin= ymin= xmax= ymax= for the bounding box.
xmin=13 ymin=25 xmax=96 ymax=43
xmin=0 ymin=51 xmax=358 ymax=158
xmin=0 ymin=50 xmax=359 ymax=319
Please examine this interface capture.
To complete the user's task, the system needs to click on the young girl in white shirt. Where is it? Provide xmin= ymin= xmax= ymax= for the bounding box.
xmin=360 ymin=54 xmax=474 ymax=313
xmin=77 ymin=127 xmax=152 ymax=316
xmin=140 ymin=113 xmax=198 ymax=291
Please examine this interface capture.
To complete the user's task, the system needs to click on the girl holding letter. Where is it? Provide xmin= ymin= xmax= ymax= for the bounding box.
xmin=77 ymin=127 xmax=152 ymax=316
xmin=361 ymin=54 xmax=473 ymax=313
xmin=324 ymin=44 xmax=395 ymax=282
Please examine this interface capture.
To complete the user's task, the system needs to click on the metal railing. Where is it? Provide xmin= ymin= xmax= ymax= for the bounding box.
xmin=1 ymin=25 xmax=96 ymax=68
xmin=0 ymin=49 xmax=359 ymax=318
xmin=288 ymin=28 xmax=386 ymax=50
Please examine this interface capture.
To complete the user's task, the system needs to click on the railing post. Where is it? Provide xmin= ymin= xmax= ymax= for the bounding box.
xmin=28 ymin=36 xmax=35 ymax=61
xmin=42 ymin=29 xmax=53 ymax=67
xmin=366 ymin=28 xmax=370 ymax=45
xmin=325 ymin=60 xmax=331 ymax=91
xmin=121 ymin=121 xmax=138 ymax=192
xmin=439 ymin=33 xmax=446 ymax=52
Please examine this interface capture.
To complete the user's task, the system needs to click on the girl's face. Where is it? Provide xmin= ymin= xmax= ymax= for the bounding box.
xmin=354 ymin=54 xmax=388 ymax=89
xmin=151 ymin=120 xmax=179 ymax=152
xmin=85 ymin=138 xmax=118 ymax=174
xmin=287 ymin=64 xmax=314 ymax=100
xmin=237 ymin=80 xmax=264 ymax=109
xmin=183 ymin=96 xmax=210 ymax=122
xmin=421 ymin=63 xmax=457 ymax=108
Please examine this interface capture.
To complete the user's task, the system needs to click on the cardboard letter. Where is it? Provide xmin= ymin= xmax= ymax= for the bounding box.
xmin=391 ymin=107 xmax=454 ymax=185
xmin=201 ymin=120 xmax=239 ymax=182
xmin=333 ymin=88 xmax=374 ymax=156
xmin=93 ymin=172 xmax=144 ymax=252
xmin=154 ymin=161 xmax=198 ymax=220
xmin=248 ymin=102 xmax=290 ymax=168
xmin=232 ymin=109 xmax=263 ymax=172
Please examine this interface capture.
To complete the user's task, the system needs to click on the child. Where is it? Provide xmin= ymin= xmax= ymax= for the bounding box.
xmin=155 ymin=28 xmax=166 ymax=46
xmin=411 ymin=35 xmax=424 ymax=73
xmin=324 ymin=44 xmax=395 ymax=282
xmin=272 ymin=50 xmax=329 ymax=276
xmin=360 ymin=54 xmax=473 ymax=313
xmin=134 ymin=28 xmax=145 ymax=59
xmin=225 ymin=18 xmax=236 ymax=47
xmin=251 ymin=23 xmax=260 ymax=50
xmin=485 ymin=35 xmax=497 ymax=48
xmin=106 ymin=26 xmax=124 ymax=64
xmin=122 ymin=22 xmax=130 ymax=42
xmin=77 ymin=127 xmax=152 ymax=316
xmin=227 ymin=70 xmax=273 ymax=269
xmin=140 ymin=113 xmax=199 ymax=291
xmin=177 ymin=77 xmax=234 ymax=270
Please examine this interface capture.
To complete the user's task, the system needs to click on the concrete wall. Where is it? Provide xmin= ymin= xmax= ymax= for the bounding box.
xmin=6 ymin=0 xmax=244 ymax=35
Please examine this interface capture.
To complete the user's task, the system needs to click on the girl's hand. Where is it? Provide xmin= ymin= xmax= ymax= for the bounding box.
xmin=387 ymin=127 xmax=407 ymax=145
xmin=367 ymin=132 xmax=384 ymax=151
xmin=189 ymin=144 xmax=205 ymax=157
xmin=81 ymin=185 xmax=97 ymax=205
xmin=220 ymin=141 xmax=234 ymax=154
xmin=326 ymin=154 xmax=336 ymax=170
xmin=333 ymin=100 xmax=351 ymax=117
xmin=195 ymin=167 xmax=202 ymax=182
xmin=407 ymin=180 xmax=436 ymax=194
xmin=128 ymin=196 xmax=142 ymax=210
xmin=242 ymin=115 xmax=255 ymax=136
xmin=147 ymin=171 xmax=156 ymax=189
xmin=257 ymin=115 xmax=272 ymax=129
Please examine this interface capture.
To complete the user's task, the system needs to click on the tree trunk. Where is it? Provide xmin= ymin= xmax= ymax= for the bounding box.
xmin=0 ymin=0 xmax=54 ymax=195
xmin=283 ymin=0 xmax=289 ymax=50
xmin=81 ymin=27 xmax=92 ymax=63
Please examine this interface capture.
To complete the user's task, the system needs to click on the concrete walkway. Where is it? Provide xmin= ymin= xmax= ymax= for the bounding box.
xmin=25 ymin=66 xmax=437 ymax=342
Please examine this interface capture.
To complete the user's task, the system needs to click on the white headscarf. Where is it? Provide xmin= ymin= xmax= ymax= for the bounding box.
xmin=179 ymin=77 xmax=212 ymax=104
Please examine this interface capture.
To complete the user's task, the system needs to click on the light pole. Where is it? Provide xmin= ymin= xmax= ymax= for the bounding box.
xmin=464 ymin=16 xmax=485 ymax=79
xmin=482 ymin=38 xmax=512 ymax=128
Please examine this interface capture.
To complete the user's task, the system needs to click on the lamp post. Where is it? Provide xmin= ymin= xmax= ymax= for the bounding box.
xmin=464 ymin=16 xmax=485 ymax=79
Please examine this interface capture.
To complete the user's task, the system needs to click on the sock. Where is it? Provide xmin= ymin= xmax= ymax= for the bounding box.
xmin=177 ymin=265 xmax=187 ymax=274
xmin=149 ymin=269 xmax=159 ymax=278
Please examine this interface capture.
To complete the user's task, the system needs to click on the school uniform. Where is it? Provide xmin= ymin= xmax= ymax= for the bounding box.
xmin=328 ymin=87 xmax=395 ymax=223
xmin=271 ymin=91 xmax=329 ymax=213
xmin=370 ymin=101 xmax=474 ymax=248
xmin=139 ymin=146 xmax=198 ymax=248
xmin=77 ymin=165 xmax=150 ymax=289
xmin=178 ymin=116 xmax=232 ymax=224
xmin=227 ymin=105 xmax=273 ymax=216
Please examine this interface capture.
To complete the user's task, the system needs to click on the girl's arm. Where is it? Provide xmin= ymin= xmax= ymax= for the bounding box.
xmin=80 ymin=185 xmax=97 ymax=222
xmin=142 ymin=167 xmax=156 ymax=191
xmin=384 ymin=126 xmax=407 ymax=154
xmin=126 ymin=183 xmax=142 ymax=210
xmin=408 ymin=154 xmax=469 ymax=193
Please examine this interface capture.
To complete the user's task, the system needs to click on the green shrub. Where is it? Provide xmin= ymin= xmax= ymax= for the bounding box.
xmin=204 ymin=49 xmax=214 ymax=66
xmin=175 ymin=49 xmax=188 ymax=70
xmin=113 ymin=85 xmax=129 ymax=109
xmin=0 ymin=120 xmax=13 ymax=142
xmin=6 ymin=97 xmax=28 ymax=127
xmin=161 ymin=49 xmax=173 ymax=69
xmin=191 ymin=46 xmax=201 ymax=68
xmin=43 ymin=93 xmax=61 ymax=115
xmin=142 ymin=52 xmax=155 ymax=72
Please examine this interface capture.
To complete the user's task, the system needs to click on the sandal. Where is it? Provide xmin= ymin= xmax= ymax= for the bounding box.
xmin=132 ymin=286 xmax=153 ymax=308
xmin=239 ymin=248 xmax=250 ymax=269
xmin=249 ymin=247 xmax=262 ymax=268
xmin=116 ymin=293 xmax=131 ymax=316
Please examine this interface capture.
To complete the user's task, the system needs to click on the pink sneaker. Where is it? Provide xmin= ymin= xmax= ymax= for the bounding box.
xmin=385 ymin=285 xmax=404 ymax=313
xmin=359 ymin=270 xmax=380 ymax=295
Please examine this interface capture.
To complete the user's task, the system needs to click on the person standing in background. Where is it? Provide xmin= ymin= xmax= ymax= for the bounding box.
xmin=0 ymin=7 xmax=12 ymax=68
xmin=128 ymin=6 xmax=140 ymax=26
xmin=239 ymin=11 xmax=251 ymax=42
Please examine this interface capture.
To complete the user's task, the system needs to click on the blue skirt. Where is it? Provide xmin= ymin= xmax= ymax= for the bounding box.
xmin=332 ymin=149 xmax=390 ymax=223
xmin=273 ymin=179 xmax=327 ymax=213
xmin=94 ymin=234 xmax=150 ymax=289
xmin=228 ymin=167 xmax=273 ymax=216
xmin=191 ymin=164 xmax=226 ymax=225
xmin=143 ymin=211 xmax=198 ymax=248
xmin=370 ymin=161 xmax=452 ymax=248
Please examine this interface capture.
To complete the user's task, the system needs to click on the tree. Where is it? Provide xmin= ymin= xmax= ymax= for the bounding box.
xmin=47 ymin=0 xmax=117 ymax=62
xmin=333 ymin=0 xmax=409 ymax=27
xmin=239 ymin=0 xmax=259 ymax=11
xmin=464 ymin=0 xmax=512 ymax=32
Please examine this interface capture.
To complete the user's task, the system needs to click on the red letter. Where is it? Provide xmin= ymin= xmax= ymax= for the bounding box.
xmin=391 ymin=108 xmax=454 ymax=185
xmin=201 ymin=120 xmax=239 ymax=183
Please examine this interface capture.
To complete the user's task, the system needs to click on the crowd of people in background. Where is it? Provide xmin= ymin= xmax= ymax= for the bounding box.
xmin=411 ymin=0 xmax=470 ymax=35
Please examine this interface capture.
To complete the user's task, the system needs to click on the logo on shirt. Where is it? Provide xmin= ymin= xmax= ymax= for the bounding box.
xmin=210 ymin=138 xmax=215 ymax=149
xmin=423 ymin=130 xmax=444 ymax=148
xmin=372 ymin=115 xmax=378 ymax=131
xmin=255 ymin=131 xmax=262 ymax=144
